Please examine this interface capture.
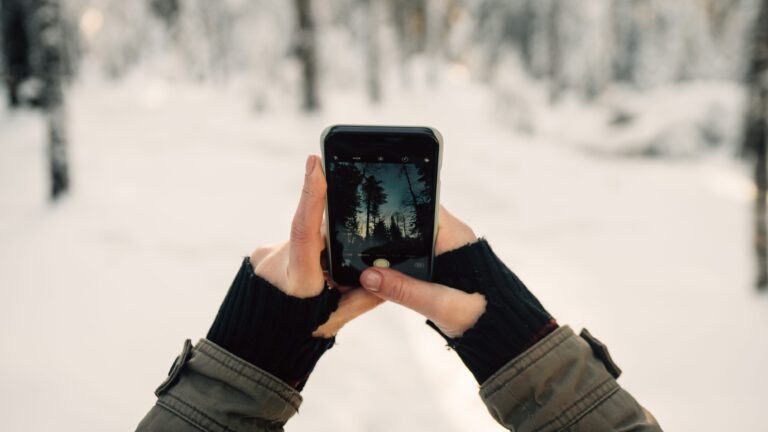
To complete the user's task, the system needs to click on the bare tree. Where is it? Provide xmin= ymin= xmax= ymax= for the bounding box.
xmin=33 ymin=0 xmax=69 ymax=200
xmin=546 ymin=0 xmax=563 ymax=102
xmin=362 ymin=0 xmax=381 ymax=103
xmin=294 ymin=0 xmax=319 ymax=111
xmin=1 ymin=0 xmax=32 ymax=108
xmin=744 ymin=0 xmax=768 ymax=290
xmin=390 ymin=0 xmax=426 ymax=87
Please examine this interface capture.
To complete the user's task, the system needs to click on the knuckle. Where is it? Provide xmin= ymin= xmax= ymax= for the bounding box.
xmin=301 ymin=184 xmax=315 ymax=199
xmin=303 ymin=174 xmax=326 ymax=197
xmin=290 ymin=221 xmax=311 ymax=243
xmin=387 ymin=276 xmax=411 ymax=305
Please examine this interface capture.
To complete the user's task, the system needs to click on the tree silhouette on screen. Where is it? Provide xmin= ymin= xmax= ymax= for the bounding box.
xmin=361 ymin=175 xmax=388 ymax=238
xmin=330 ymin=163 xmax=364 ymax=242
xmin=389 ymin=214 xmax=403 ymax=241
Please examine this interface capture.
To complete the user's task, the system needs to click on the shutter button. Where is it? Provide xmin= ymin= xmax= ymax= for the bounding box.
xmin=373 ymin=258 xmax=390 ymax=268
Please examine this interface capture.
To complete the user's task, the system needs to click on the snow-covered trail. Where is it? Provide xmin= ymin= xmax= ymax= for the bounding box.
xmin=1 ymin=69 xmax=766 ymax=431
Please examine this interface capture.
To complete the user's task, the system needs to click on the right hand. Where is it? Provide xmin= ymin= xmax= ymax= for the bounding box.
xmin=359 ymin=206 xmax=487 ymax=338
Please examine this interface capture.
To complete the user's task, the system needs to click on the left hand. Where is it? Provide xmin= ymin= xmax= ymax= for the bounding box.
xmin=249 ymin=154 xmax=384 ymax=337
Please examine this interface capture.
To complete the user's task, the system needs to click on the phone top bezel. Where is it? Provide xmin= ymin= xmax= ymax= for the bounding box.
xmin=320 ymin=124 xmax=443 ymax=287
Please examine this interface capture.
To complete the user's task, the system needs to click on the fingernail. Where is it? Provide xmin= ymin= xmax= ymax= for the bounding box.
xmin=305 ymin=155 xmax=315 ymax=175
xmin=361 ymin=269 xmax=382 ymax=291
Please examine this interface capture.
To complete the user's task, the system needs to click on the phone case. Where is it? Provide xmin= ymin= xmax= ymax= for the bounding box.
xmin=320 ymin=124 xmax=443 ymax=286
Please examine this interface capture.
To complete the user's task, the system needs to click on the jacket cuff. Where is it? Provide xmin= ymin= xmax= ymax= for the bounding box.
xmin=479 ymin=325 xmax=620 ymax=432
xmin=206 ymin=257 xmax=341 ymax=390
xmin=151 ymin=338 xmax=302 ymax=431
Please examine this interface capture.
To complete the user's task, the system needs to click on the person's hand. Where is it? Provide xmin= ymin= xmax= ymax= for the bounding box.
xmin=249 ymin=154 xmax=383 ymax=337
xmin=359 ymin=206 xmax=487 ymax=338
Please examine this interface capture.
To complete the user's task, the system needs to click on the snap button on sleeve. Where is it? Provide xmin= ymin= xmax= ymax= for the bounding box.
xmin=580 ymin=328 xmax=622 ymax=379
xmin=154 ymin=339 xmax=193 ymax=396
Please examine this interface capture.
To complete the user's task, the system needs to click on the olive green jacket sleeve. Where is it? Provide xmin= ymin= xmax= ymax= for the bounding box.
xmin=480 ymin=325 xmax=661 ymax=431
xmin=136 ymin=339 xmax=302 ymax=432
xmin=137 ymin=326 xmax=661 ymax=432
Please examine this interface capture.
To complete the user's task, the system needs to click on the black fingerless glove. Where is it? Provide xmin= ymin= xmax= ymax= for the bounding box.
xmin=207 ymin=257 xmax=341 ymax=390
xmin=429 ymin=238 xmax=558 ymax=384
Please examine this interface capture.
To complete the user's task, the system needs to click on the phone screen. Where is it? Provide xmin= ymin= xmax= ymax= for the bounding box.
xmin=323 ymin=127 xmax=440 ymax=286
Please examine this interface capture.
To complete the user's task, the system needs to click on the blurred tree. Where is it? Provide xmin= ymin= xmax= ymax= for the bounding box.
xmin=362 ymin=0 xmax=381 ymax=103
xmin=424 ymin=0 xmax=446 ymax=84
xmin=545 ymin=0 xmax=563 ymax=101
xmin=744 ymin=0 xmax=768 ymax=290
xmin=294 ymin=0 xmax=319 ymax=111
xmin=29 ymin=0 xmax=70 ymax=200
xmin=149 ymin=0 xmax=180 ymax=30
xmin=390 ymin=0 xmax=426 ymax=85
xmin=1 ymin=0 xmax=32 ymax=107
xmin=611 ymin=0 xmax=643 ymax=84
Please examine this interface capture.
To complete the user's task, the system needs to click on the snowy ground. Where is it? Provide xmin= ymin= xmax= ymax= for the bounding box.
xmin=1 ymin=66 xmax=767 ymax=431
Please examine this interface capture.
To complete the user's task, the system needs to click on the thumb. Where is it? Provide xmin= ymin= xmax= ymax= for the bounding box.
xmin=287 ymin=154 xmax=327 ymax=293
xmin=360 ymin=267 xmax=485 ymax=336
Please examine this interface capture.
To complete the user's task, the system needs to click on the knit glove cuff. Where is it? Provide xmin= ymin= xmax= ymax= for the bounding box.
xmin=207 ymin=257 xmax=341 ymax=390
xmin=428 ymin=238 xmax=557 ymax=384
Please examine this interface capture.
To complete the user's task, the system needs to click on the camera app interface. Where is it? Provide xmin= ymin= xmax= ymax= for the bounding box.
xmin=327 ymin=153 xmax=437 ymax=284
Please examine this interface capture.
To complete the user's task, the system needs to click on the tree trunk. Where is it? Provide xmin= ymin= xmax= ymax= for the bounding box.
xmin=364 ymin=0 xmax=381 ymax=103
xmin=294 ymin=0 xmax=319 ymax=111
xmin=35 ymin=0 xmax=69 ymax=200
xmin=611 ymin=0 xmax=640 ymax=84
xmin=366 ymin=198 xmax=371 ymax=238
xmin=424 ymin=0 xmax=444 ymax=85
xmin=1 ymin=0 xmax=32 ymax=108
xmin=390 ymin=0 xmax=426 ymax=88
xmin=401 ymin=164 xmax=419 ymax=210
xmin=47 ymin=105 xmax=69 ymax=199
xmin=744 ymin=0 xmax=768 ymax=290
xmin=400 ymin=164 xmax=420 ymax=236
xmin=546 ymin=0 xmax=563 ymax=102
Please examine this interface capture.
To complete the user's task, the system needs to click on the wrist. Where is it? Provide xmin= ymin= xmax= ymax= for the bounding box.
xmin=430 ymin=237 xmax=557 ymax=384
xmin=207 ymin=257 xmax=341 ymax=390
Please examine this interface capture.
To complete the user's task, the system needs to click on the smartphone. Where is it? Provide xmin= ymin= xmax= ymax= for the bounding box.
xmin=321 ymin=125 xmax=443 ymax=287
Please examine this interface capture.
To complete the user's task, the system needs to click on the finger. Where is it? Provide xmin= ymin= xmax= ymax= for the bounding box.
xmin=312 ymin=288 xmax=384 ymax=338
xmin=287 ymin=154 xmax=327 ymax=291
xmin=361 ymin=267 xmax=487 ymax=337
xmin=359 ymin=267 xmax=466 ymax=322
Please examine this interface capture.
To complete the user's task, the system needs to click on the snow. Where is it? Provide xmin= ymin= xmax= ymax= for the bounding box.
xmin=1 ymin=64 xmax=767 ymax=431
